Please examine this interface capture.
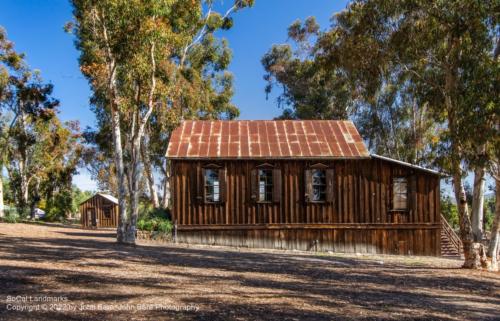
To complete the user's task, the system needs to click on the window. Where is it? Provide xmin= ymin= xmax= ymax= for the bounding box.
xmin=305 ymin=166 xmax=333 ymax=203
xmin=393 ymin=177 xmax=408 ymax=210
xmin=103 ymin=207 xmax=112 ymax=219
xmin=258 ymin=169 xmax=273 ymax=202
xmin=204 ymin=169 xmax=220 ymax=202
xmin=312 ymin=169 xmax=327 ymax=202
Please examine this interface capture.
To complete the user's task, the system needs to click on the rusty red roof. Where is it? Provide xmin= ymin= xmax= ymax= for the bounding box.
xmin=166 ymin=120 xmax=369 ymax=159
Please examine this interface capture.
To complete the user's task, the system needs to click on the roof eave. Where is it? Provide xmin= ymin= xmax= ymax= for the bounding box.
xmin=168 ymin=156 xmax=371 ymax=160
xmin=371 ymin=154 xmax=441 ymax=176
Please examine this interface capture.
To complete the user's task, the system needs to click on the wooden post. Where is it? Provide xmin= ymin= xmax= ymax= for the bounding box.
xmin=174 ymin=219 xmax=178 ymax=244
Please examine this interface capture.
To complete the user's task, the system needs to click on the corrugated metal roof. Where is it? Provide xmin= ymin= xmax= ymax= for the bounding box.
xmin=166 ymin=120 xmax=370 ymax=159
xmin=371 ymin=154 xmax=441 ymax=176
xmin=98 ymin=193 xmax=119 ymax=204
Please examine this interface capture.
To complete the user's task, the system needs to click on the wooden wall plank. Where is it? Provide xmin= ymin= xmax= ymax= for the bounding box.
xmin=171 ymin=157 xmax=441 ymax=256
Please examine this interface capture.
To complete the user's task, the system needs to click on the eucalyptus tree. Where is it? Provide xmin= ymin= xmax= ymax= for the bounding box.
xmin=0 ymin=26 xmax=25 ymax=217
xmin=69 ymin=0 xmax=252 ymax=244
xmin=321 ymin=0 xmax=498 ymax=268
xmin=149 ymin=31 xmax=240 ymax=209
xmin=263 ymin=1 xmax=499 ymax=268
xmin=262 ymin=17 xmax=437 ymax=165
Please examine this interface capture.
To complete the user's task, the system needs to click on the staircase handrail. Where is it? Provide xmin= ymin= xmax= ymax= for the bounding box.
xmin=441 ymin=215 xmax=463 ymax=254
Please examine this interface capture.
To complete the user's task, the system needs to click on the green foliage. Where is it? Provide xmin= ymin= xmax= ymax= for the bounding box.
xmin=137 ymin=204 xmax=172 ymax=234
xmin=441 ymin=194 xmax=459 ymax=230
xmin=484 ymin=193 xmax=496 ymax=232
xmin=43 ymin=190 xmax=72 ymax=222
xmin=263 ymin=1 xmax=499 ymax=171
xmin=70 ymin=0 xmax=252 ymax=213
xmin=1 ymin=176 xmax=14 ymax=205
xmin=1 ymin=26 xmax=82 ymax=219
xmin=1 ymin=210 xmax=19 ymax=223
xmin=71 ymin=185 xmax=93 ymax=213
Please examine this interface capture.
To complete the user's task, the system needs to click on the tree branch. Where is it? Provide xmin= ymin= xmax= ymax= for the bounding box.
xmin=180 ymin=1 xmax=239 ymax=66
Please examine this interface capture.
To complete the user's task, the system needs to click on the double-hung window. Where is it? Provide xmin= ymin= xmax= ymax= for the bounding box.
xmin=204 ymin=169 xmax=220 ymax=203
xmin=305 ymin=165 xmax=333 ymax=203
xmin=258 ymin=169 xmax=273 ymax=202
xmin=311 ymin=169 xmax=327 ymax=202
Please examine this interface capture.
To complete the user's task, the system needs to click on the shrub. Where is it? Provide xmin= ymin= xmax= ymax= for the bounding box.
xmin=137 ymin=219 xmax=146 ymax=231
xmin=142 ymin=219 xmax=155 ymax=232
xmin=157 ymin=219 xmax=172 ymax=234
xmin=2 ymin=211 xmax=20 ymax=223
xmin=136 ymin=205 xmax=172 ymax=235
xmin=44 ymin=191 xmax=72 ymax=222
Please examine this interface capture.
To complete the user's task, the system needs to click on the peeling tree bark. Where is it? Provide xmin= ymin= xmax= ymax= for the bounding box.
xmin=472 ymin=167 xmax=486 ymax=242
xmin=141 ymin=137 xmax=159 ymax=208
xmin=488 ymin=173 xmax=500 ymax=271
xmin=161 ymin=160 xmax=171 ymax=209
xmin=453 ymin=171 xmax=488 ymax=269
xmin=118 ymin=41 xmax=157 ymax=245
xmin=112 ymin=105 xmax=129 ymax=244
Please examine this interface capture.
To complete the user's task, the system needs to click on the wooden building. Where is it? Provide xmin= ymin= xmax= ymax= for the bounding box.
xmin=166 ymin=120 xmax=442 ymax=256
xmin=80 ymin=193 xmax=119 ymax=228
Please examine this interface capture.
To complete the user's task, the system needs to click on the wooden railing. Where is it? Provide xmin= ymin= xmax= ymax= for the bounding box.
xmin=441 ymin=215 xmax=463 ymax=255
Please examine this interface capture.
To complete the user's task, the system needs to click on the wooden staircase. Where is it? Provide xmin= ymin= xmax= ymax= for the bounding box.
xmin=441 ymin=215 xmax=463 ymax=258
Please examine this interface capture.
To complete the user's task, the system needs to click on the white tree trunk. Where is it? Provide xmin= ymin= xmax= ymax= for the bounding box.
xmin=19 ymin=159 xmax=29 ymax=214
xmin=141 ymin=138 xmax=159 ymax=208
xmin=453 ymin=171 xmax=487 ymax=269
xmin=112 ymin=106 xmax=130 ymax=244
xmin=472 ymin=167 xmax=485 ymax=242
xmin=162 ymin=175 xmax=170 ymax=209
xmin=127 ymin=136 xmax=142 ymax=243
xmin=117 ymin=41 xmax=156 ymax=245
xmin=488 ymin=173 xmax=500 ymax=271
xmin=161 ymin=160 xmax=171 ymax=209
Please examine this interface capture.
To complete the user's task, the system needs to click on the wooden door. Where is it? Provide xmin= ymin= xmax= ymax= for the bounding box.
xmin=87 ymin=209 xmax=97 ymax=227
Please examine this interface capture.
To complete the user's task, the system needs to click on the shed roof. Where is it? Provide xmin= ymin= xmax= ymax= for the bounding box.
xmin=79 ymin=193 xmax=119 ymax=206
xmin=166 ymin=120 xmax=370 ymax=159
xmin=97 ymin=193 xmax=119 ymax=204
xmin=371 ymin=154 xmax=441 ymax=176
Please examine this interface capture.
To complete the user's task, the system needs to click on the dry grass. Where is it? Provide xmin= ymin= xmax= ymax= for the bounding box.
xmin=0 ymin=223 xmax=499 ymax=321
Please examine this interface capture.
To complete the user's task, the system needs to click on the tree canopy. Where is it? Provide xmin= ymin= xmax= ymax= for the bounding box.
xmin=262 ymin=0 xmax=499 ymax=269
xmin=69 ymin=0 xmax=253 ymax=244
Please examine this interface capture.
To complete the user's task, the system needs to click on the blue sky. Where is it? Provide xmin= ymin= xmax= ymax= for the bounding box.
xmin=0 ymin=0 xmax=350 ymax=191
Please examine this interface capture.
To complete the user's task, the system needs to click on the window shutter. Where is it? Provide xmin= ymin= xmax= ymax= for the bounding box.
xmin=304 ymin=169 xmax=312 ymax=202
xmin=326 ymin=169 xmax=334 ymax=203
xmin=273 ymin=168 xmax=281 ymax=203
xmin=409 ymin=175 xmax=417 ymax=213
xmin=251 ymin=169 xmax=258 ymax=201
xmin=198 ymin=167 xmax=205 ymax=204
xmin=219 ymin=168 xmax=226 ymax=203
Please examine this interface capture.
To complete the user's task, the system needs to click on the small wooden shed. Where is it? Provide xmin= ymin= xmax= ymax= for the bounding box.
xmin=80 ymin=193 xmax=119 ymax=228
xmin=166 ymin=120 xmax=443 ymax=256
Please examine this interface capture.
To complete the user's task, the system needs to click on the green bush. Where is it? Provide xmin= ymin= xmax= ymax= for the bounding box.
xmin=2 ymin=212 xmax=20 ymax=223
xmin=137 ymin=219 xmax=146 ymax=231
xmin=136 ymin=205 xmax=172 ymax=235
xmin=157 ymin=219 xmax=172 ymax=234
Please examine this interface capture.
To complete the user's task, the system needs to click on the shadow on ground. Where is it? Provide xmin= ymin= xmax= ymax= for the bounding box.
xmin=0 ymin=224 xmax=498 ymax=321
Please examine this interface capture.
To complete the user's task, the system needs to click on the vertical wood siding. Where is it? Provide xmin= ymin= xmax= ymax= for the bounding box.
xmin=171 ymin=158 xmax=441 ymax=255
xmin=80 ymin=195 xmax=119 ymax=228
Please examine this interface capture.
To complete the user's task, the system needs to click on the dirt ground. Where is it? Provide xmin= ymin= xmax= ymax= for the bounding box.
xmin=0 ymin=223 xmax=498 ymax=321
